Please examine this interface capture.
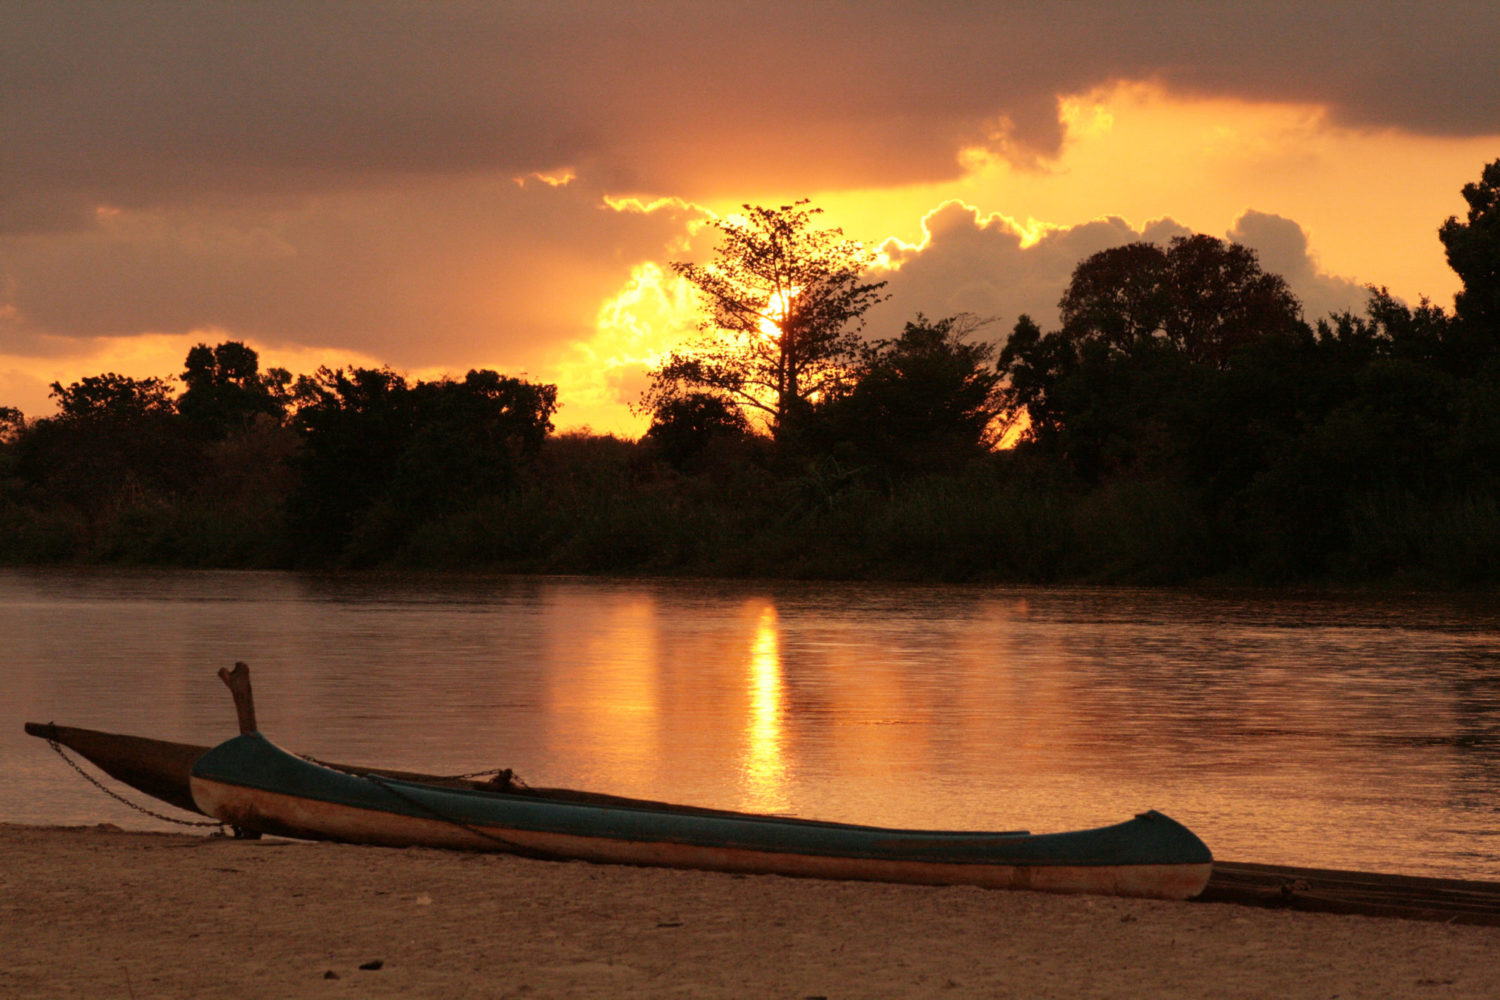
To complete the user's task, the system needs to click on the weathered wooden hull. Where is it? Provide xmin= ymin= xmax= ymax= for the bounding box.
xmin=23 ymin=722 xmax=501 ymax=818
xmin=24 ymin=722 xmax=208 ymax=816
xmin=190 ymin=733 xmax=1214 ymax=900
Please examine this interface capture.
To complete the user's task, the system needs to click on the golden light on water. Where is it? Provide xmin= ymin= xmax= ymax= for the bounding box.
xmin=542 ymin=592 xmax=663 ymax=788
xmin=741 ymin=602 xmax=789 ymax=813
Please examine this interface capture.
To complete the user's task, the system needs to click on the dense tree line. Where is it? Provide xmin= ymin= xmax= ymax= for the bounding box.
xmin=0 ymin=354 xmax=559 ymax=567
xmin=985 ymin=160 xmax=1500 ymax=582
xmin=2 ymin=161 xmax=1499 ymax=585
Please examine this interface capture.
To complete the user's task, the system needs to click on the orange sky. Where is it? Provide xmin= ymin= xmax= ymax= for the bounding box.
xmin=3 ymin=5 xmax=1498 ymax=436
xmin=555 ymin=83 xmax=1496 ymax=433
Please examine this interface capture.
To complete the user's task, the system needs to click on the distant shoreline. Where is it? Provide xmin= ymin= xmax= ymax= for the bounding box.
xmin=5 ymin=559 xmax=1500 ymax=598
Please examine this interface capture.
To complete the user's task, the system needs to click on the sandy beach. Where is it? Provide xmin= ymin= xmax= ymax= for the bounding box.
xmin=2 ymin=823 xmax=1498 ymax=999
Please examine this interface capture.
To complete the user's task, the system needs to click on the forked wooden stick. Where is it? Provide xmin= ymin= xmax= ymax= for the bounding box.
xmin=218 ymin=661 xmax=258 ymax=735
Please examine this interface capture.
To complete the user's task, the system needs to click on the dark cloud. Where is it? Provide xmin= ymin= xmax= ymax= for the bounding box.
xmin=0 ymin=176 xmax=700 ymax=371
xmin=4 ymin=2 xmax=1497 ymax=231
xmin=0 ymin=0 xmax=1474 ymax=415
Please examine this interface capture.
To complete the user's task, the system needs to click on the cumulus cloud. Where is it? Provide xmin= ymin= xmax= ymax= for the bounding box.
xmin=871 ymin=203 xmax=1179 ymax=333
xmin=871 ymin=202 xmax=1366 ymax=338
xmin=1227 ymin=211 xmax=1368 ymax=321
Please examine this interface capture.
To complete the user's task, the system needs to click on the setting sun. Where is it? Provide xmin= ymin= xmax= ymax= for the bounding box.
xmin=758 ymin=288 xmax=797 ymax=342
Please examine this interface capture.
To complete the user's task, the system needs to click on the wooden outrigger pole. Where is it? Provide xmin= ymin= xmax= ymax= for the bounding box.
xmin=218 ymin=661 xmax=258 ymax=735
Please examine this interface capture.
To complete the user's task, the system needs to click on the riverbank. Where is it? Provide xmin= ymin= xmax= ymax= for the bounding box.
xmin=3 ymin=823 xmax=1498 ymax=999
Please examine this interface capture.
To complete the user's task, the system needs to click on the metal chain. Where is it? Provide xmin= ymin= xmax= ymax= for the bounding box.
xmin=47 ymin=739 xmax=227 ymax=830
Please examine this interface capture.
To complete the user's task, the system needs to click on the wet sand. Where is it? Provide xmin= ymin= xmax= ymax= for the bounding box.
xmin=3 ymin=822 xmax=1497 ymax=999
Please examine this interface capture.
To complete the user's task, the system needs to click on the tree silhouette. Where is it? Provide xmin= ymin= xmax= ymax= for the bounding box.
xmin=179 ymin=341 xmax=284 ymax=437
xmin=1059 ymin=235 xmax=1303 ymax=368
xmin=644 ymin=392 xmax=752 ymax=471
xmin=49 ymin=373 xmax=174 ymax=422
xmin=642 ymin=201 xmax=887 ymax=440
xmin=21 ymin=373 xmax=190 ymax=514
xmin=286 ymin=365 xmax=558 ymax=561
xmin=822 ymin=314 xmax=1004 ymax=476
xmin=999 ymin=235 xmax=1307 ymax=482
xmin=1439 ymin=158 xmax=1500 ymax=342
xmin=285 ymin=366 xmax=416 ymax=556
xmin=0 ymin=406 xmax=24 ymax=446
xmin=393 ymin=369 xmax=558 ymax=520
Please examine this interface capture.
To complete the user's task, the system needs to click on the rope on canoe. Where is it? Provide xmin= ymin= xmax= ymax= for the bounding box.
xmin=357 ymin=770 xmax=559 ymax=858
xmin=297 ymin=753 xmax=530 ymax=790
xmin=45 ymin=738 xmax=227 ymax=831
xmin=449 ymin=767 xmax=531 ymax=788
xmin=290 ymin=752 xmax=548 ymax=853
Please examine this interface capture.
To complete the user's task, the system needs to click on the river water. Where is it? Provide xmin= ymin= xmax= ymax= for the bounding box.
xmin=4 ymin=568 xmax=1498 ymax=880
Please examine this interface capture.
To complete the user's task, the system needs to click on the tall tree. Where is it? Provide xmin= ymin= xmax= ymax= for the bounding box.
xmin=179 ymin=341 xmax=284 ymax=437
xmin=1439 ymin=158 xmax=1500 ymax=339
xmin=394 ymin=369 xmax=558 ymax=518
xmin=642 ymin=201 xmax=887 ymax=440
xmin=1059 ymin=235 xmax=1303 ymax=368
xmin=286 ymin=366 xmax=415 ymax=556
xmin=999 ymin=235 xmax=1307 ymax=482
xmin=21 ymin=373 xmax=190 ymax=512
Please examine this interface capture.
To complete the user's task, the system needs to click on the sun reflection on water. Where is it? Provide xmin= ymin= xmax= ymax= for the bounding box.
xmin=741 ymin=603 xmax=789 ymax=813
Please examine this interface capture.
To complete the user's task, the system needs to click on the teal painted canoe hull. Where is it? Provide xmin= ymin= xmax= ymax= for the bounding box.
xmin=190 ymin=733 xmax=1214 ymax=899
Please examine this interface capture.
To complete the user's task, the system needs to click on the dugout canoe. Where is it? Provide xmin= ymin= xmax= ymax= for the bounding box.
xmin=27 ymin=719 xmax=1215 ymax=900
xmin=186 ymin=730 xmax=1214 ymax=900
xmin=28 ymin=719 xmax=1500 ymax=922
